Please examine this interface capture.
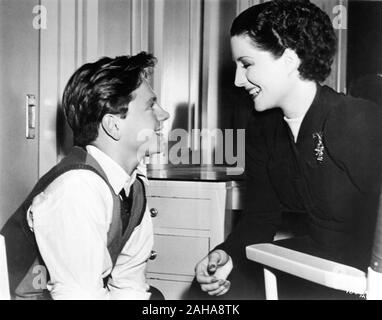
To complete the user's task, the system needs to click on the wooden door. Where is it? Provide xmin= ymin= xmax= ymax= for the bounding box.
xmin=0 ymin=0 xmax=40 ymax=227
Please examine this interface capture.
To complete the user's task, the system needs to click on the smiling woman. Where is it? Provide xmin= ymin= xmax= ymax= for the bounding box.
xmin=191 ymin=0 xmax=382 ymax=300
xmin=230 ymin=0 xmax=336 ymax=117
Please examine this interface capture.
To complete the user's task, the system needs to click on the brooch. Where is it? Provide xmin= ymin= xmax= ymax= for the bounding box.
xmin=312 ymin=131 xmax=324 ymax=163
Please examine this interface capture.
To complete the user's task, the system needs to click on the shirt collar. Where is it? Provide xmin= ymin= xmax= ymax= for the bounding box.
xmin=85 ymin=145 xmax=148 ymax=195
xmin=136 ymin=162 xmax=149 ymax=186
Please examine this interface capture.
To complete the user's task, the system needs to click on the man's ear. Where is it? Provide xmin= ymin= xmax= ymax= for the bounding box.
xmin=101 ymin=114 xmax=121 ymax=141
xmin=283 ymin=48 xmax=301 ymax=76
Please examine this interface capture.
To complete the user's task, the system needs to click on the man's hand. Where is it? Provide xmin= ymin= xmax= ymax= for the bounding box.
xmin=195 ymin=249 xmax=233 ymax=296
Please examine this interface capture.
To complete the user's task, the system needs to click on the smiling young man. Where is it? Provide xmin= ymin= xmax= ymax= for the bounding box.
xmin=1 ymin=52 xmax=169 ymax=300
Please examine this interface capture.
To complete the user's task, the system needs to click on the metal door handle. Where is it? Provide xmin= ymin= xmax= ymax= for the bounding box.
xmin=26 ymin=94 xmax=36 ymax=139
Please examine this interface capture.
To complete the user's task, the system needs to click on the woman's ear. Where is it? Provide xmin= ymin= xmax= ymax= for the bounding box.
xmin=101 ymin=114 xmax=121 ymax=141
xmin=283 ymin=48 xmax=301 ymax=76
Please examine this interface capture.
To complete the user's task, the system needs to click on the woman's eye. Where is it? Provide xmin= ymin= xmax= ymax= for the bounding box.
xmin=242 ymin=63 xmax=251 ymax=69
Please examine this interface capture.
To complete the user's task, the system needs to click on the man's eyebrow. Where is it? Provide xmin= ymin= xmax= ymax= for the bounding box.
xmin=147 ymin=96 xmax=157 ymax=105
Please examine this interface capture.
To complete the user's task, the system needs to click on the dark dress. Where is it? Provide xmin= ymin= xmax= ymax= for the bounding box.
xmin=190 ymin=85 xmax=382 ymax=299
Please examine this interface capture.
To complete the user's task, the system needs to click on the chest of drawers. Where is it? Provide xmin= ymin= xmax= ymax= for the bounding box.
xmin=146 ymin=179 xmax=243 ymax=299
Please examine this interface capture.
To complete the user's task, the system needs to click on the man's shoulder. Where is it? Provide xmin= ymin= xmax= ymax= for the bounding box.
xmin=28 ymin=168 xmax=113 ymax=225
xmin=42 ymin=169 xmax=111 ymax=202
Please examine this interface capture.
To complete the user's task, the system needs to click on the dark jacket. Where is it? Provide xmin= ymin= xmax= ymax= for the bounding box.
xmin=219 ymin=85 xmax=382 ymax=271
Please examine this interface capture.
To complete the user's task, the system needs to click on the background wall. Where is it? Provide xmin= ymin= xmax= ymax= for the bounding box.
xmin=347 ymin=0 xmax=382 ymax=89
xmin=0 ymin=0 xmax=361 ymax=228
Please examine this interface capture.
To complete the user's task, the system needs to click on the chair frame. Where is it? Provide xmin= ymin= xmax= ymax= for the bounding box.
xmin=0 ymin=235 xmax=10 ymax=300
xmin=246 ymin=243 xmax=371 ymax=300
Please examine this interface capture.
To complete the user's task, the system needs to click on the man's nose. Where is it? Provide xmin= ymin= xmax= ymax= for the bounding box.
xmin=156 ymin=105 xmax=170 ymax=122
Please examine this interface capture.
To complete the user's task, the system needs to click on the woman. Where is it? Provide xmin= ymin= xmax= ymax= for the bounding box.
xmin=192 ymin=0 xmax=382 ymax=299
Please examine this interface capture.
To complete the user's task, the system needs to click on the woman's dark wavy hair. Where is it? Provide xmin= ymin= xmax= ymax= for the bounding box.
xmin=231 ymin=0 xmax=337 ymax=82
xmin=62 ymin=52 xmax=157 ymax=146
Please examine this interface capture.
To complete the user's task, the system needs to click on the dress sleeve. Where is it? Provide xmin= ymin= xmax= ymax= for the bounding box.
xmin=217 ymin=112 xmax=282 ymax=263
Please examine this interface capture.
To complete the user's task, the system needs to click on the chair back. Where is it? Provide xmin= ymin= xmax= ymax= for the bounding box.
xmin=367 ymin=186 xmax=382 ymax=299
xmin=0 ymin=235 xmax=10 ymax=300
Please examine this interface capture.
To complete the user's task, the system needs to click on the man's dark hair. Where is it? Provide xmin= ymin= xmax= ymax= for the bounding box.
xmin=62 ymin=52 xmax=157 ymax=146
xmin=230 ymin=0 xmax=337 ymax=82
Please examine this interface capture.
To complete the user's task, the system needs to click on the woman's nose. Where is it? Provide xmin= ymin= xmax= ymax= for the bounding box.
xmin=234 ymin=67 xmax=247 ymax=88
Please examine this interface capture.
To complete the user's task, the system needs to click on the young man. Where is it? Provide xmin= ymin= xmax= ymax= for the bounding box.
xmin=1 ymin=52 xmax=169 ymax=299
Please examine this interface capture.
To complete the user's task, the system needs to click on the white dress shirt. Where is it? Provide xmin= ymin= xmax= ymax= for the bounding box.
xmin=27 ymin=145 xmax=153 ymax=300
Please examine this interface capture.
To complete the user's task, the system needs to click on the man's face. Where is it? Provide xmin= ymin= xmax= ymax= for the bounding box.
xmin=117 ymin=79 xmax=169 ymax=161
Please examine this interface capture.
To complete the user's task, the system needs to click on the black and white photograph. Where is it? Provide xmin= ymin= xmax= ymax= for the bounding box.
xmin=1 ymin=0 xmax=382 ymax=306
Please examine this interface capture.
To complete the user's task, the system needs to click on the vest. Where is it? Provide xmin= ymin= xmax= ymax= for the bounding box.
xmin=0 ymin=146 xmax=147 ymax=299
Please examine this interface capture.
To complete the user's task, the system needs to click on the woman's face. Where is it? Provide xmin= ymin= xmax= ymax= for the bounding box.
xmin=231 ymin=35 xmax=293 ymax=112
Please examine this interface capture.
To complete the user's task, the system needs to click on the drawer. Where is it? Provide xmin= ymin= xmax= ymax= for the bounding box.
xmin=147 ymin=196 xmax=210 ymax=230
xmin=147 ymin=278 xmax=191 ymax=300
xmin=147 ymin=234 xmax=209 ymax=276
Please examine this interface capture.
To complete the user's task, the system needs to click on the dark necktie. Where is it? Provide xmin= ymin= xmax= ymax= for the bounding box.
xmin=119 ymin=188 xmax=133 ymax=234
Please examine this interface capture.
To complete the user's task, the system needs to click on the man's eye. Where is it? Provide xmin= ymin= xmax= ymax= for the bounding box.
xmin=242 ymin=63 xmax=251 ymax=69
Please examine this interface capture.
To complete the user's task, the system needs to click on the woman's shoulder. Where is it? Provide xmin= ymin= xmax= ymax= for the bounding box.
xmin=323 ymin=85 xmax=382 ymax=165
xmin=323 ymin=85 xmax=382 ymax=137
xmin=322 ymin=86 xmax=382 ymax=192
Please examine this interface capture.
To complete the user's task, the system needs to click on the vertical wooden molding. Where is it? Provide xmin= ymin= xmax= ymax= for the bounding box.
xmin=131 ymin=0 xmax=150 ymax=55
xmin=130 ymin=0 xmax=137 ymax=54
xmin=147 ymin=0 xmax=164 ymax=167
xmin=97 ymin=0 xmax=104 ymax=57
xmin=60 ymin=0 xmax=76 ymax=96
xmin=336 ymin=0 xmax=348 ymax=93
xmin=39 ymin=0 xmax=59 ymax=176
xmin=189 ymin=0 xmax=202 ymax=150
xmin=83 ymin=0 xmax=99 ymax=63
xmin=76 ymin=0 xmax=84 ymax=68
xmin=140 ymin=0 xmax=149 ymax=52
xmin=201 ymin=0 xmax=221 ymax=165
xmin=58 ymin=0 xmax=78 ymax=160
xmin=201 ymin=0 xmax=210 ymax=164
xmin=152 ymin=0 xmax=164 ymax=105
xmin=131 ymin=0 xmax=140 ymax=54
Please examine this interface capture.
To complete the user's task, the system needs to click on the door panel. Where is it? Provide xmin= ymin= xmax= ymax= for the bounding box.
xmin=0 ymin=0 xmax=39 ymax=227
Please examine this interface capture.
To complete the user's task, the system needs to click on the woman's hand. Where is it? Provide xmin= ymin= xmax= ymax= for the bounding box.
xmin=194 ymin=249 xmax=233 ymax=296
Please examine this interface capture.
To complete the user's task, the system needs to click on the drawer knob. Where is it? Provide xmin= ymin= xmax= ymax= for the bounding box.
xmin=149 ymin=250 xmax=158 ymax=260
xmin=150 ymin=208 xmax=158 ymax=217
